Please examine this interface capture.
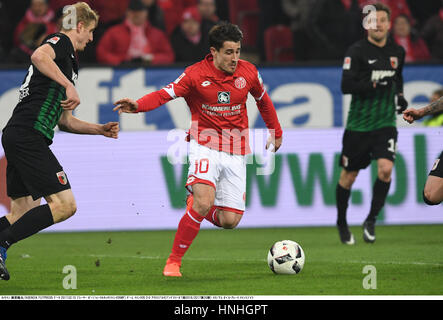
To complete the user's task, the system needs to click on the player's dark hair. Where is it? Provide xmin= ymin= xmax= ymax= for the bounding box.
xmin=371 ymin=2 xmax=391 ymax=20
xmin=208 ymin=21 xmax=243 ymax=51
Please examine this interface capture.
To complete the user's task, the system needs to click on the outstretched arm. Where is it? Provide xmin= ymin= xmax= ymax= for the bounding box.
xmin=114 ymin=88 xmax=174 ymax=114
xmin=403 ymin=97 xmax=443 ymax=123
xmin=58 ymin=110 xmax=119 ymax=138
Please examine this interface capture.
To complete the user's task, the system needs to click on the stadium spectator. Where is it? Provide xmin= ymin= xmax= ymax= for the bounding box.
xmin=14 ymin=0 xmax=57 ymax=48
xmin=421 ymin=7 xmax=443 ymax=60
xmin=358 ymin=0 xmax=415 ymax=25
xmin=198 ymin=0 xmax=219 ymax=36
xmin=7 ymin=23 xmax=49 ymax=64
xmin=406 ymin=0 xmax=441 ymax=30
xmin=305 ymin=0 xmax=363 ymax=61
xmin=198 ymin=0 xmax=218 ymax=23
xmin=141 ymin=0 xmax=167 ymax=31
xmin=157 ymin=0 xmax=198 ymax=35
xmin=96 ymin=0 xmax=174 ymax=66
xmin=392 ymin=14 xmax=431 ymax=62
xmin=91 ymin=0 xmax=130 ymax=26
xmin=423 ymin=89 xmax=443 ymax=127
xmin=278 ymin=0 xmax=314 ymax=61
xmin=170 ymin=6 xmax=209 ymax=63
xmin=214 ymin=0 xmax=229 ymax=21
xmin=49 ymin=0 xmax=91 ymax=12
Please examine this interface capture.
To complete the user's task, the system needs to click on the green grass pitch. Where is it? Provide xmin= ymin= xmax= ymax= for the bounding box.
xmin=1 ymin=224 xmax=442 ymax=296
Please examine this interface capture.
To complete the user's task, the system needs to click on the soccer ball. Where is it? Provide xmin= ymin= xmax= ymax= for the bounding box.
xmin=267 ymin=240 xmax=305 ymax=275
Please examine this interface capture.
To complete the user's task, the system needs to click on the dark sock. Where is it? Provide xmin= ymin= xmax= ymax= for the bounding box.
xmin=0 ymin=204 xmax=54 ymax=249
xmin=367 ymin=178 xmax=391 ymax=222
xmin=0 ymin=216 xmax=11 ymax=232
xmin=336 ymin=184 xmax=351 ymax=225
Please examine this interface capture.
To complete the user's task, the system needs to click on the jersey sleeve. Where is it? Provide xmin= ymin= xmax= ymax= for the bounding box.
xmin=394 ymin=46 xmax=406 ymax=94
xmin=249 ymin=67 xmax=266 ymax=100
xmin=341 ymin=45 xmax=374 ymax=94
xmin=249 ymin=67 xmax=283 ymax=139
xmin=44 ymin=34 xmax=71 ymax=61
xmin=136 ymin=70 xmax=193 ymax=112
xmin=161 ymin=70 xmax=193 ymax=99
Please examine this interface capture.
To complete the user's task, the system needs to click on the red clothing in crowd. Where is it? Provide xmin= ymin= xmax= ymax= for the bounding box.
xmin=394 ymin=35 xmax=431 ymax=62
xmin=90 ymin=0 xmax=130 ymax=24
xmin=14 ymin=7 xmax=58 ymax=47
xmin=96 ymin=20 xmax=174 ymax=65
xmin=50 ymin=0 xmax=128 ymax=24
xmin=358 ymin=0 xmax=415 ymax=25
xmin=49 ymin=0 xmax=91 ymax=11
xmin=157 ymin=0 xmax=198 ymax=34
xmin=136 ymin=54 xmax=282 ymax=155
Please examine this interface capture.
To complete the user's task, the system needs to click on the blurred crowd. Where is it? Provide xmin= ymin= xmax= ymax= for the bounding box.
xmin=0 ymin=0 xmax=442 ymax=66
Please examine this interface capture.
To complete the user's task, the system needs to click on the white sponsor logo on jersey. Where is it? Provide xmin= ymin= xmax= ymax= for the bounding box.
xmin=174 ymin=72 xmax=186 ymax=84
xmin=371 ymin=70 xmax=396 ymax=82
xmin=201 ymin=80 xmax=211 ymax=87
xmin=47 ymin=36 xmax=60 ymax=45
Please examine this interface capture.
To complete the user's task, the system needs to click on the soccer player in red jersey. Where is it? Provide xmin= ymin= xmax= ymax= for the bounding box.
xmin=114 ymin=22 xmax=283 ymax=277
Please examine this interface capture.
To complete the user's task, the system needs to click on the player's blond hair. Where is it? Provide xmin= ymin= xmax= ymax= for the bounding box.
xmin=60 ymin=2 xmax=99 ymax=31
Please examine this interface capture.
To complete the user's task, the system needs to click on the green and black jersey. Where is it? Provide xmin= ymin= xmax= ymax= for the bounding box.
xmin=4 ymin=33 xmax=78 ymax=142
xmin=341 ymin=38 xmax=405 ymax=132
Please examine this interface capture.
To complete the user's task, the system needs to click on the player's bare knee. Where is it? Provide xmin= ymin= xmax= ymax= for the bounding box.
xmin=378 ymin=168 xmax=392 ymax=182
xmin=340 ymin=170 xmax=358 ymax=188
xmin=219 ymin=212 xmax=242 ymax=229
xmin=423 ymin=189 xmax=441 ymax=205
xmin=192 ymin=198 xmax=213 ymax=216
xmin=221 ymin=219 xmax=239 ymax=229
xmin=49 ymin=199 xmax=77 ymax=222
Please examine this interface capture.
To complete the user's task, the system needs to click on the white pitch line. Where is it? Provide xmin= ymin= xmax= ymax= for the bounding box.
xmin=83 ymin=254 xmax=443 ymax=267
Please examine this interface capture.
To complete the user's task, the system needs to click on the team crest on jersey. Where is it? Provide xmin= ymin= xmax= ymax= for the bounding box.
xmin=390 ymin=57 xmax=398 ymax=69
xmin=235 ymin=77 xmax=246 ymax=89
xmin=218 ymin=91 xmax=231 ymax=104
xmin=56 ymin=171 xmax=68 ymax=185
xmin=47 ymin=36 xmax=60 ymax=45
xmin=343 ymin=57 xmax=351 ymax=70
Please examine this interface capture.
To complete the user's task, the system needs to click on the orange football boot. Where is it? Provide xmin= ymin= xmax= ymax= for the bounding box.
xmin=163 ymin=258 xmax=182 ymax=277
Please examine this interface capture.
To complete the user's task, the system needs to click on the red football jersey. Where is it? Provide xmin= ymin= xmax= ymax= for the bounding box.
xmin=136 ymin=54 xmax=282 ymax=155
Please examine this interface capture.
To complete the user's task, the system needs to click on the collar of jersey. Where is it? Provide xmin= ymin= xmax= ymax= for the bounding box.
xmin=204 ymin=54 xmax=239 ymax=81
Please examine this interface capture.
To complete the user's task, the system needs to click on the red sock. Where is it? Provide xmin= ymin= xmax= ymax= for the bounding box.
xmin=186 ymin=194 xmax=220 ymax=227
xmin=204 ymin=206 xmax=221 ymax=227
xmin=169 ymin=207 xmax=204 ymax=263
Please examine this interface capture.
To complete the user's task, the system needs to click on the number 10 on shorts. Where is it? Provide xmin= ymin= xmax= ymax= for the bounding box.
xmin=195 ymin=158 xmax=209 ymax=174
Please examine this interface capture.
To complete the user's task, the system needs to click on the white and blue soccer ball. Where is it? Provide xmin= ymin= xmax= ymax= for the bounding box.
xmin=267 ymin=240 xmax=305 ymax=275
